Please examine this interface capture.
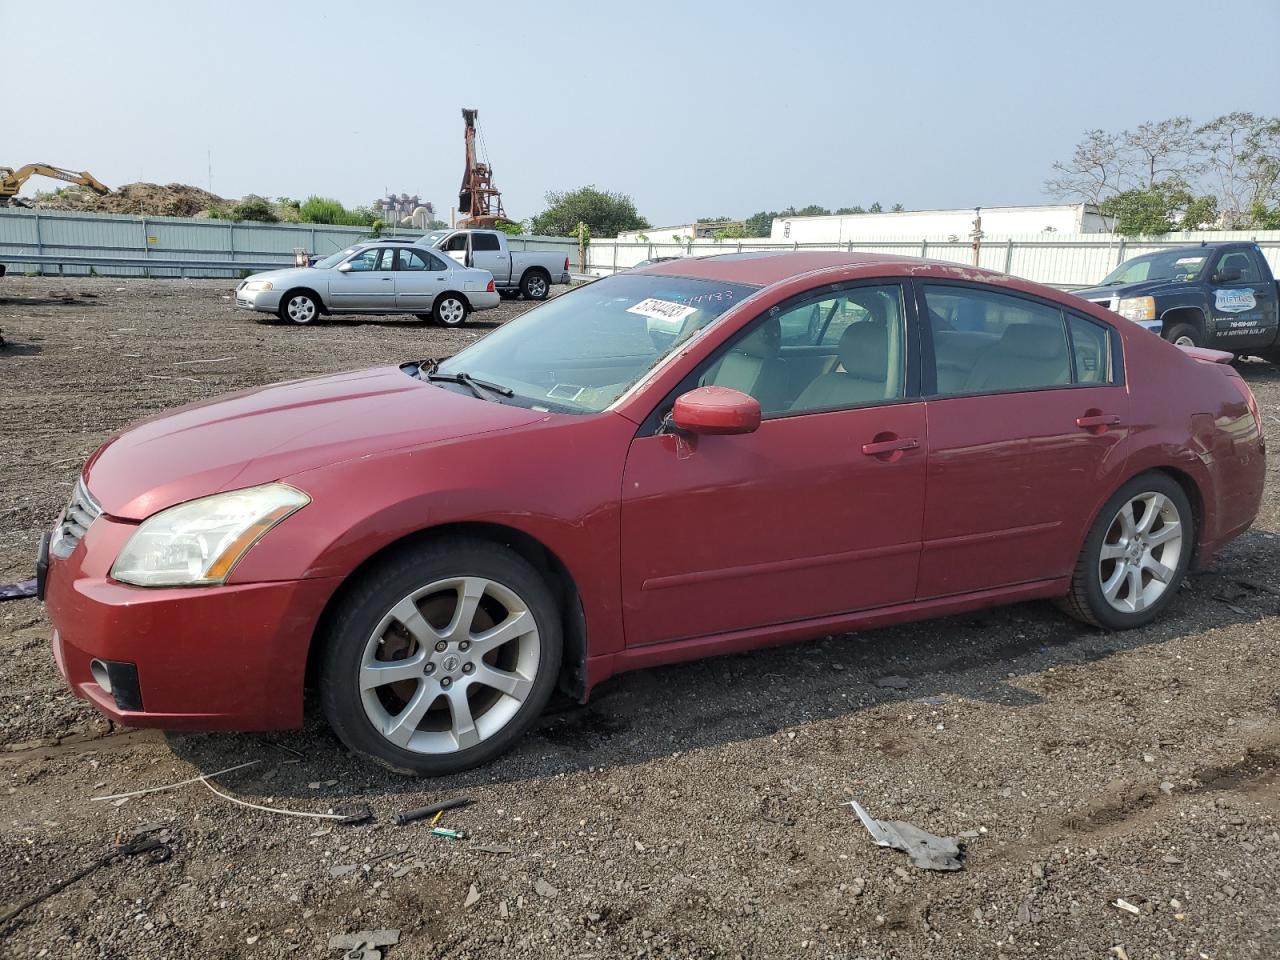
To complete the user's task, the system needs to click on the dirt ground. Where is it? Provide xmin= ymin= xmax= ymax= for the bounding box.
xmin=1 ymin=276 xmax=1277 ymax=960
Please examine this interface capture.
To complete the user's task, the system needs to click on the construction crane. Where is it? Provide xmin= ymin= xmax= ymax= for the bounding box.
xmin=1 ymin=163 xmax=111 ymax=207
xmin=457 ymin=108 xmax=507 ymax=227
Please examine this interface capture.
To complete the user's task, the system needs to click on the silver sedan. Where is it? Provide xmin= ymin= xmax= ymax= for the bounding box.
xmin=235 ymin=240 xmax=500 ymax=327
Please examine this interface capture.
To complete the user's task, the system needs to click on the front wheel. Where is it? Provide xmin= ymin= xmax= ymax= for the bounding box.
xmin=432 ymin=295 xmax=469 ymax=327
xmin=318 ymin=538 xmax=562 ymax=776
xmin=1060 ymin=473 xmax=1193 ymax=629
xmin=1165 ymin=322 xmax=1203 ymax=348
xmin=278 ymin=291 xmax=321 ymax=325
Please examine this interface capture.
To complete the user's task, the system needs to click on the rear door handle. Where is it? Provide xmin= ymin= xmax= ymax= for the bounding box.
xmin=861 ymin=436 xmax=920 ymax=456
xmin=1075 ymin=414 xmax=1121 ymax=429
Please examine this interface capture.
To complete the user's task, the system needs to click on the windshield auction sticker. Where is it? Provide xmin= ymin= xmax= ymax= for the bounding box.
xmin=1215 ymin=289 xmax=1257 ymax=314
xmin=627 ymin=298 xmax=699 ymax=324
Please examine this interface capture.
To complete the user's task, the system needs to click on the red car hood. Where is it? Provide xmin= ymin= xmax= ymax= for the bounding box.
xmin=84 ymin=366 xmax=546 ymax=519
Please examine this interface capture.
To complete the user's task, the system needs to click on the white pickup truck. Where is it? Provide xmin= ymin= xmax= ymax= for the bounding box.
xmin=427 ymin=229 xmax=571 ymax=300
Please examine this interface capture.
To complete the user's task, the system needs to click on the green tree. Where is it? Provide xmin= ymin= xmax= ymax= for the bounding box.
xmin=792 ymin=204 xmax=830 ymax=217
xmin=1101 ymin=180 xmax=1218 ymax=235
xmin=1248 ymin=201 xmax=1280 ymax=229
xmin=229 ymin=196 xmax=278 ymax=223
xmin=529 ymin=186 xmax=649 ymax=237
xmin=742 ymin=211 xmax=777 ymax=237
xmin=891 ymin=203 xmax=905 ymax=212
xmin=835 ymin=206 xmax=866 ymax=215
xmin=868 ymin=201 xmax=883 ymax=213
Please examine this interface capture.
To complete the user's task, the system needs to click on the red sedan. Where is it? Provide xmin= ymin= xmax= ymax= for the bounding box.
xmin=42 ymin=253 xmax=1265 ymax=774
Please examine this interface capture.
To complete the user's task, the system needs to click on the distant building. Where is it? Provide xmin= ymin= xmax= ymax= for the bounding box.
xmin=376 ymin=193 xmax=433 ymax=223
xmin=772 ymin=204 xmax=1112 ymax=242
xmin=618 ymin=220 xmax=745 ymax=243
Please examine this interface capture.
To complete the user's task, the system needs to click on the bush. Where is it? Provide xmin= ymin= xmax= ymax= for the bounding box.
xmin=230 ymin=197 xmax=278 ymax=223
xmin=298 ymin=196 xmax=379 ymax=227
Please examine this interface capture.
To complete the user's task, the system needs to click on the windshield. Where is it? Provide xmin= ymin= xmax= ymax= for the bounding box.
xmin=433 ymin=273 xmax=757 ymax=413
xmin=1100 ymin=249 xmax=1208 ymax=286
xmin=312 ymin=247 xmax=362 ymax=269
xmin=423 ymin=230 xmax=450 ymax=246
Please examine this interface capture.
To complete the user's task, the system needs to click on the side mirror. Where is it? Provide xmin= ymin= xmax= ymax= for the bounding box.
xmin=670 ymin=386 xmax=762 ymax=436
xmin=1214 ymin=267 xmax=1242 ymax=284
xmin=336 ymin=261 xmax=353 ymax=273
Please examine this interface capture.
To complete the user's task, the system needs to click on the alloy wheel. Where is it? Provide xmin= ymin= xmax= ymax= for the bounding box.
xmin=359 ymin=576 xmax=539 ymax=754
xmin=1097 ymin=491 xmax=1184 ymax=614
xmin=1173 ymin=335 xmax=1196 ymax=347
xmin=527 ymin=276 xmax=548 ymax=298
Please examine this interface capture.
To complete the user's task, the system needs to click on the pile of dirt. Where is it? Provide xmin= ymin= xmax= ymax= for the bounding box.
xmin=32 ymin=182 xmax=227 ymax=218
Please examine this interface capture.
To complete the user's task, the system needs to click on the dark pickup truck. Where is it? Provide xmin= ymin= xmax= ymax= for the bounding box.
xmin=1073 ymin=241 xmax=1279 ymax=359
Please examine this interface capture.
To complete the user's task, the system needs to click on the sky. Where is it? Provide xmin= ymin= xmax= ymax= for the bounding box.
xmin=4 ymin=0 xmax=1278 ymax=226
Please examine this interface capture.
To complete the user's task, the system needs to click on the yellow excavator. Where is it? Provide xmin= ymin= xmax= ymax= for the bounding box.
xmin=0 ymin=163 xmax=111 ymax=207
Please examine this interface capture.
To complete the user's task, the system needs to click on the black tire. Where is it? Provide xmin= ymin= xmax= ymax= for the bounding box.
xmin=1164 ymin=322 xmax=1203 ymax=348
xmin=520 ymin=269 xmax=551 ymax=301
xmin=432 ymin=294 xmax=469 ymax=327
xmin=278 ymin=290 xmax=321 ymax=325
xmin=318 ymin=537 xmax=562 ymax=776
xmin=1060 ymin=472 xmax=1194 ymax=630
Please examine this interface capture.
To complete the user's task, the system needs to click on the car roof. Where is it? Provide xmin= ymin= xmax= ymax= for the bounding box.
xmin=637 ymin=250 xmax=970 ymax=286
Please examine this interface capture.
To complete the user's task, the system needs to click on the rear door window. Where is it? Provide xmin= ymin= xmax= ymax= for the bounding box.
xmin=472 ymin=233 xmax=502 ymax=252
xmin=923 ymin=285 xmax=1072 ymax=395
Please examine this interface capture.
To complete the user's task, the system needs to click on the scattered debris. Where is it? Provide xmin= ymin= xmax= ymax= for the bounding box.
xmin=328 ymin=864 xmax=360 ymax=879
xmin=464 ymin=883 xmax=481 ymax=909
xmin=0 ymin=833 xmax=170 ymax=928
xmin=533 ymin=879 xmax=558 ymax=899
xmin=1113 ymin=898 xmax=1141 ymax=916
xmin=915 ymin=695 xmax=946 ymax=705
xmin=328 ymin=929 xmax=400 ymax=951
xmin=1213 ymin=594 xmax=1248 ymax=615
xmin=471 ymin=844 xmax=514 ymax=855
xmin=0 ymin=579 xmax=37 ymax=601
xmin=308 ymin=779 xmax=339 ymax=790
xmin=430 ymin=827 xmax=466 ymax=840
xmin=92 ymin=760 xmax=261 ymax=801
xmin=394 ymin=797 xmax=473 ymax=826
xmin=874 ymin=676 xmax=910 ymax=690
xmin=1233 ymin=576 xmax=1280 ymax=597
xmin=200 ymin=778 xmax=368 ymax=823
xmin=847 ymin=800 xmax=964 ymax=871
xmin=1111 ymin=947 xmax=1130 ymax=960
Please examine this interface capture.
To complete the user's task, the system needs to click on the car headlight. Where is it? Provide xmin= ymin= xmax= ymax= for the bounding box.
xmin=1116 ymin=296 xmax=1155 ymax=322
xmin=243 ymin=280 xmax=273 ymax=292
xmin=111 ymin=483 xmax=309 ymax=587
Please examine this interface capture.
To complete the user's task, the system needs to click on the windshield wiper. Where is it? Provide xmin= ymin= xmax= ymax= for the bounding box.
xmin=425 ymin=370 xmax=514 ymax=400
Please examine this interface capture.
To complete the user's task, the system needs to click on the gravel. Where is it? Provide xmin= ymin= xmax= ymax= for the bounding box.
xmin=1 ymin=276 xmax=1278 ymax=958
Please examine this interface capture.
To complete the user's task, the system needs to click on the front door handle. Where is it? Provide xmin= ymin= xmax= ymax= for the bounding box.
xmin=861 ymin=436 xmax=920 ymax=457
xmin=1076 ymin=413 xmax=1121 ymax=429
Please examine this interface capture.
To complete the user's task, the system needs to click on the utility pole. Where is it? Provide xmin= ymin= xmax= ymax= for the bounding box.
xmin=970 ymin=207 xmax=983 ymax=266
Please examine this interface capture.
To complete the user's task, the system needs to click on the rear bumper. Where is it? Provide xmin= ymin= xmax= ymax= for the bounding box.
xmin=45 ymin=514 xmax=338 ymax=730
xmin=468 ymin=291 xmax=501 ymax=312
xmin=559 ymin=272 xmax=571 ymax=285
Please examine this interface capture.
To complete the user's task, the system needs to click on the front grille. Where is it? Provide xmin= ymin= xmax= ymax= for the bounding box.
xmin=50 ymin=478 xmax=102 ymax=560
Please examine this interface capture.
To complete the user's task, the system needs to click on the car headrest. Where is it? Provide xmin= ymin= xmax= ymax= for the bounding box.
xmin=999 ymin=323 xmax=1066 ymax=360
xmin=837 ymin=322 xmax=888 ymax=381
xmin=734 ymin=316 xmax=780 ymax=359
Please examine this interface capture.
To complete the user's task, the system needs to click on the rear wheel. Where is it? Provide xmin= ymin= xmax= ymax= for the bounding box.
xmin=433 ymin=295 xmax=469 ymax=327
xmin=318 ymin=538 xmax=562 ymax=776
xmin=521 ymin=270 xmax=550 ymax=301
xmin=1165 ymin=322 xmax=1203 ymax=348
xmin=279 ymin=291 xmax=320 ymax=325
xmin=1061 ymin=472 xmax=1193 ymax=629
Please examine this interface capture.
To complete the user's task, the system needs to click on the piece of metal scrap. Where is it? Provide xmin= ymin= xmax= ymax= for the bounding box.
xmin=847 ymin=800 xmax=964 ymax=871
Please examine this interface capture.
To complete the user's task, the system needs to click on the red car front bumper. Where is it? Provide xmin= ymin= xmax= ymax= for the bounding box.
xmin=45 ymin=514 xmax=339 ymax=731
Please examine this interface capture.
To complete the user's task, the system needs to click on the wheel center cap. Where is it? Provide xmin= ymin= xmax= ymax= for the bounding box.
xmin=442 ymin=654 xmax=461 ymax=673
